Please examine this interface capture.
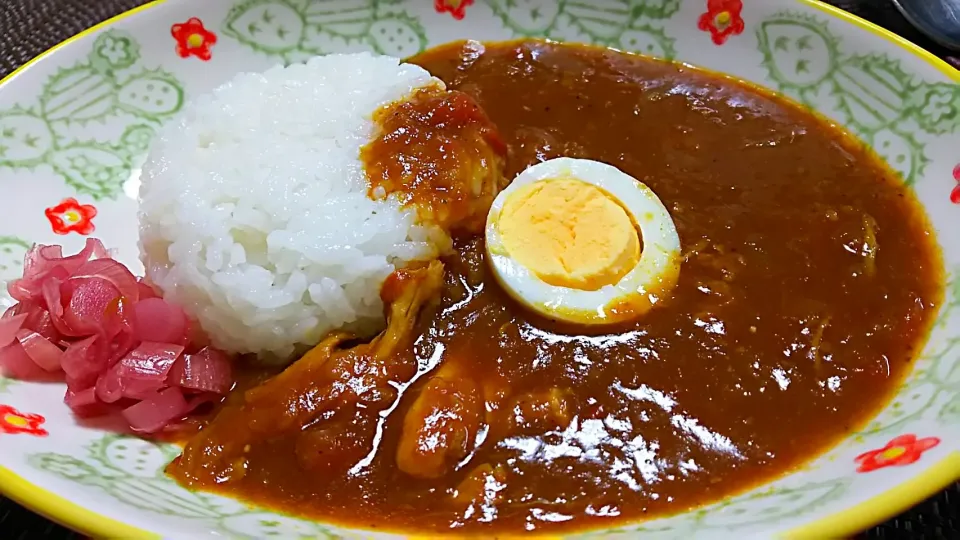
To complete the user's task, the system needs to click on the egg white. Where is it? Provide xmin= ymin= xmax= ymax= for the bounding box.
xmin=485 ymin=157 xmax=681 ymax=325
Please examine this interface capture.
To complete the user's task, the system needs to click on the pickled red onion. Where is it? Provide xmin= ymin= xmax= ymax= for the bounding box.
xmin=0 ymin=240 xmax=233 ymax=433
xmin=15 ymin=329 xmax=63 ymax=372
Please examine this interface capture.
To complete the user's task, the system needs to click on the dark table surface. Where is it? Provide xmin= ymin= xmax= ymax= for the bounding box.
xmin=1 ymin=0 xmax=958 ymax=538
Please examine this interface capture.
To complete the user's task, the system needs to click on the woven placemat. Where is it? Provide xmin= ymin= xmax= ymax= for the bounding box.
xmin=0 ymin=1 xmax=957 ymax=538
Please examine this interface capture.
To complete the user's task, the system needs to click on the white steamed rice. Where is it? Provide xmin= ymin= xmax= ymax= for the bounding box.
xmin=139 ymin=53 xmax=449 ymax=358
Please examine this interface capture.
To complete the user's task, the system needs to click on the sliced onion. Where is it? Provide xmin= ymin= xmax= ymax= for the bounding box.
xmin=4 ymin=303 xmax=25 ymax=318
xmin=86 ymin=239 xmax=110 ymax=260
xmin=12 ymin=264 xmax=67 ymax=305
xmin=0 ymin=313 xmax=26 ymax=347
xmin=133 ymin=298 xmax=187 ymax=345
xmin=95 ymin=364 xmax=124 ymax=403
xmin=22 ymin=244 xmax=62 ymax=280
xmin=48 ymin=239 xmax=106 ymax=272
xmin=7 ymin=278 xmax=39 ymax=303
xmin=99 ymin=296 xmax=138 ymax=367
xmin=41 ymin=268 xmax=86 ymax=338
xmin=1 ymin=238 xmax=234 ymax=433
xmin=111 ymin=342 xmax=184 ymax=401
xmin=41 ymin=278 xmax=62 ymax=319
xmin=121 ymin=341 xmax=184 ymax=377
xmin=92 ymin=305 xmax=139 ymax=404
xmin=69 ymin=259 xmax=139 ymax=304
xmin=136 ymin=279 xmax=160 ymax=300
xmin=168 ymin=346 xmax=232 ymax=394
xmin=22 ymin=239 xmax=108 ymax=282
xmin=64 ymin=386 xmax=98 ymax=407
xmin=22 ymin=308 xmax=63 ymax=344
xmin=0 ymin=341 xmax=48 ymax=379
xmin=16 ymin=329 xmax=63 ymax=372
xmin=31 ymin=243 xmax=64 ymax=263
xmin=61 ymin=278 xmax=121 ymax=336
xmin=122 ymin=387 xmax=191 ymax=434
xmin=61 ymin=336 xmax=101 ymax=389
xmin=64 ymin=387 xmax=106 ymax=418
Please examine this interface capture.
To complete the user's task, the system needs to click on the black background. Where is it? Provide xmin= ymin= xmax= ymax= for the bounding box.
xmin=0 ymin=0 xmax=957 ymax=538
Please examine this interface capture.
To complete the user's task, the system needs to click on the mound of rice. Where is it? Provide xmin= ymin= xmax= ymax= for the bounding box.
xmin=139 ymin=53 xmax=449 ymax=358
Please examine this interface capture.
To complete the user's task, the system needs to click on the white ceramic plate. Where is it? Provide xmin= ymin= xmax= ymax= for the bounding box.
xmin=0 ymin=1 xmax=958 ymax=538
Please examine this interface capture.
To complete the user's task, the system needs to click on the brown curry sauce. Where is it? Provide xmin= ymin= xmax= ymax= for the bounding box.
xmin=168 ymin=40 xmax=942 ymax=534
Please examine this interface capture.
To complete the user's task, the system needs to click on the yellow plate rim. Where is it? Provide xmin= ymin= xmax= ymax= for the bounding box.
xmin=0 ymin=0 xmax=957 ymax=538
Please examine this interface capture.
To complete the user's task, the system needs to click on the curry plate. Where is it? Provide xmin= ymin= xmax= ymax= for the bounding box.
xmin=0 ymin=0 xmax=957 ymax=538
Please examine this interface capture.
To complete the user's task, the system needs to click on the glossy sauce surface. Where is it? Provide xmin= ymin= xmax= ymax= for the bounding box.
xmin=169 ymin=41 xmax=942 ymax=534
xmin=361 ymin=85 xmax=507 ymax=236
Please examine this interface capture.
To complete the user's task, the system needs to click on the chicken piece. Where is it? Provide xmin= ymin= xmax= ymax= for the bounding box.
xmin=508 ymin=388 xmax=577 ymax=434
xmin=362 ymin=87 xmax=508 ymax=236
xmin=396 ymin=360 xmax=483 ymax=479
xmin=171 ymin=262 xmax=444 ymax=486
xmin=295 ymin=408 xmax=379 ymax=474
xmin=451 ymin=463 xmax=508 ymax=512
xmin=244 ymin=261 xmax=443 ymax=431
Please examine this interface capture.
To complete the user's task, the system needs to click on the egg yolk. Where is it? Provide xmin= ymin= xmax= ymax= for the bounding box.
xmin=497 ymin=177 xmax=641 ymax=291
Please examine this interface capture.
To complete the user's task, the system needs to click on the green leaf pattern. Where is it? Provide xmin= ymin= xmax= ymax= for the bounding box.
xmin=757 ymin=11 xmax=960 ymax=185
xmin=485 ymin=0 xmax=678 ymax=59
xmin=0 ymin=30 xmax=185 ymax=200
xmin=222 ymin=0 xmax=428 ymax=63
xmin=29 ymin=435 xmax=336 ymax=538
xmin=857 ymin=270 xmax=960 ymax=437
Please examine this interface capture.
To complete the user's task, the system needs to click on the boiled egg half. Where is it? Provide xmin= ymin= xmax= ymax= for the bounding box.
xmin=485 ymin=157 xmax=681 ymax=325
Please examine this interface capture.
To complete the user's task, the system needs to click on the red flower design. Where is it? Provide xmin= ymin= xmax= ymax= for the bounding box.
xmin=950 ymin=164 xmax=960 ymax=204
xmin=0 ymin=405 xmax=48 ymax=436
xmin=435 ymin=0 xmax=474 ymax=20
xmin=698 ymin=0 xmax=745 ymax=45
xmin=171 ymin=17 xmax=217 ymax=61
xmin=45 ymin=198 xmax=97 ymax=235
xmin=855 ymin=434 xmax=940 ymax=473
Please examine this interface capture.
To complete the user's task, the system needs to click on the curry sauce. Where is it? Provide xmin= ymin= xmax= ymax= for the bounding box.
xmin=168 ymin=40 xmax=942 ymax=534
